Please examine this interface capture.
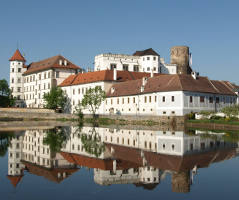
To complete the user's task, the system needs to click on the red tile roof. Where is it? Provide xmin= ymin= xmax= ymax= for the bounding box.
xmin=7 ymin=175 xmax=23 ymax=187
xmin=23 ymin=55 xmax=80 ymax=75
xmin=9 ymin=49 xmax=26 ymax=62
xmin=107 ymin=74 xmax=237 ymax=97
xmin=60 ymin=70 xmax=160 ymax=87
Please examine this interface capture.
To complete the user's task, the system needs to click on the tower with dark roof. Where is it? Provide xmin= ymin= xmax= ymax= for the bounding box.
xmin=9 ymin=49 xmax=27 ymax=107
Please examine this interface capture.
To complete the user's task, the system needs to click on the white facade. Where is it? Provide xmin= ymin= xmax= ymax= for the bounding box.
xmin=94 ymin=53 xmax=176 ymax=74
xmin=23 ymin=68 xmax=76 ymax=108
xmin=9 ymin=61 xmax=27 ymax=107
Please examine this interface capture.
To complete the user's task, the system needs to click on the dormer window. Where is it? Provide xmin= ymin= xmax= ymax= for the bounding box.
xmin=64 ymin=60 xmax=67 ymax=66
xmin=111 ymin=87 xmax=115 ymax=94
xmin=59 ymin=60 xmax=63 ymax=65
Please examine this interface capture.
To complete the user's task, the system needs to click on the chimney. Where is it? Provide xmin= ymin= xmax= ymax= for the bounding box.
xmin=191 ymin=71 xmax=199 ymax=79
xmin=150 ymin=70 xmax=154 ymax=78
xmin=113 ymin=68 xmax=117 ymax=81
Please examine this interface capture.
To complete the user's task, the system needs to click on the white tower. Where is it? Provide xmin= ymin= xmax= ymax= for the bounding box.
xmin=9 ymin=49 xmax=26 ymax=107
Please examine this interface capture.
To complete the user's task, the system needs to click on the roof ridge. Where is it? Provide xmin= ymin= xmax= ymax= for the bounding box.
xmin=176 ymin=75 xmax=183 ymax=90
xmin=207 ymin=77 xmax=220 ymax=93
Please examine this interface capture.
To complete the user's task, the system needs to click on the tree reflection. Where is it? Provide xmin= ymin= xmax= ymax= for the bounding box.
xmin=43 ymin=127 xmax=69 ymax=154
xmin=78 ymin=127 xmax=105 ymax=158
xmin=0 ymin=132 xmax=14 ymax=157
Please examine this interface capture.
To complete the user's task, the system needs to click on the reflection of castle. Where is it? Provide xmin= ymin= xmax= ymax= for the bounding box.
xmin=7 ymin=128 xmax=78 ymax=187
xmin=7 ymin=126 xmax=239 ymax=193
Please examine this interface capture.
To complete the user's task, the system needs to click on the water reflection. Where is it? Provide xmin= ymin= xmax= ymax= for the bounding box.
xmin=5 ymin=125 xmax=239 ymax=193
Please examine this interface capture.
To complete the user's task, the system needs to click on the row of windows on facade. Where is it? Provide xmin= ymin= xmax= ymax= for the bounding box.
xmin=24 ymin=83 xmax=50 ymax=92
xmin=11 ymin=68 xmax=22 ymax=73
xmin=71 ymin=86 xmax=102 ymax=96
xmin=106 ymin=96 xmax=158 ymax=105
xmin=104 ymin=135 xmax=158 ymax=150
xmin=23 ymin=154 xmax=51 ymax=166
xmin=109 ymin=63 xmax=157 ymax=72
xmin=23 ymin=71 xmax=59 ymax=83
xmin=195 ymin=95 xmax=236 ymax=104
xmin=25 ymin=92 xmax=44 ymax=100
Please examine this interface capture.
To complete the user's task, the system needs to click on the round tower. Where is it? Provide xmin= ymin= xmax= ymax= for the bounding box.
xmin=170 ymin=46 xmax=191 ymax=74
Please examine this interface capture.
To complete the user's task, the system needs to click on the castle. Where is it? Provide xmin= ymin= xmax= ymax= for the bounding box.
xmin=9 ymin=46 xmax=239 ymax=116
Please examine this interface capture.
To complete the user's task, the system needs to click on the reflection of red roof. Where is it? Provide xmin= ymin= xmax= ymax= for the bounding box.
xmin=7 ymin=175 xmax=23 ymax=187
xmin=23 ymin=55 xmax=80 ymax=75
xmin=60 ymin=70 xmax=160 ymax=87
xmin=9 ymin=49 xmax=26 ymax=62
xmin=22 ymin=161 xmax=78 ymax=183
xmin=106 ymin=143 xmax=237 ymax=172
xmin=60 ymin=152 xmax=140 ymax=170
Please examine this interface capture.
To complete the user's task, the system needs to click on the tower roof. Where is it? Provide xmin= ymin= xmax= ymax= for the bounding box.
xmin=7 ymin=175 xmax=23 ymax=187
xmin=9 ymin=49 xmax=26 ymax=62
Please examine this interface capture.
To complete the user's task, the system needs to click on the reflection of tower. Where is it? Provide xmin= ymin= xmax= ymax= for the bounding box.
xmin=171 ymin=171 xmax=190 ymax=193
xmin=170 ymin=46 xmax=192 ymax=74
xmin=7 ymin=133 xmax=25 ymax=187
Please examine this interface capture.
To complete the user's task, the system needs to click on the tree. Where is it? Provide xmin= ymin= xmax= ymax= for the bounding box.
xmin=43 ymin=86 xmax=67 ymax=110
xmin=0 ymin=79 xmax=10 ymax=96
xmin=81 ymin=86 xmax=106 ymax=122
xmin=0 ymin=79 xmax=15 ymax=107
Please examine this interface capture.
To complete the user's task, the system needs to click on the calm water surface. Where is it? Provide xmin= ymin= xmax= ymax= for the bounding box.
xmin=0 ymin=125 xmax=239 ymax=200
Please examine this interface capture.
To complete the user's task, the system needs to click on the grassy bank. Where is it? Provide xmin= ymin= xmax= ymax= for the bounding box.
xmin=187 ymin=119 xmax=239 ymax=126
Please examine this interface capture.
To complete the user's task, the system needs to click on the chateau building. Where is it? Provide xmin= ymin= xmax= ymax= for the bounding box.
xmin=9 ymin=49 xmax=81 ymax=108
xmin=9 ymin=46 xmax=239 ymax=115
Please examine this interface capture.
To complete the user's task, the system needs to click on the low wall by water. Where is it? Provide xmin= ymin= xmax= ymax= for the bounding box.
xmin=186 ymin=122 xmax=239 ymax=131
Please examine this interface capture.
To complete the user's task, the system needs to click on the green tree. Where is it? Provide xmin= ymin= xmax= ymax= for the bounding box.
xmin=43 ymin=86 xmax=67 ymax=110
xmin=81 ymin=86 xmax=106 ymax=122
xmin=0 ymin=132 xmax=14 ymax=157
xmin=43 ymin=127 xmax=68 ymax=154
xmin=0 ymin=79 xmax=15 ymax=107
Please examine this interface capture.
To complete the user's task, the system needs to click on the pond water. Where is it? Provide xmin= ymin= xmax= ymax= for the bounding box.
xmin=0 ymin=124 xmax=239 ymax=200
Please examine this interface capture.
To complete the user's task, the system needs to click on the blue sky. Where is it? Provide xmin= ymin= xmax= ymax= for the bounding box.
xmin=0 ymin=0 xmax=238 ymax=84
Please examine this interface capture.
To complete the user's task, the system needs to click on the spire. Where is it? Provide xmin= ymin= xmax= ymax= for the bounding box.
xmin=9 ymin=49 xmax=26 ymax=62
xmin=7 ymin=175 xmax=23 ymax=188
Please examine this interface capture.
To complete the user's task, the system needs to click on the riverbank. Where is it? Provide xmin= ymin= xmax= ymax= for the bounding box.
xmin=186 ymin=119 xmax=239 ymax=131
xmin=0 ymin=108 xmax=185 ymax=126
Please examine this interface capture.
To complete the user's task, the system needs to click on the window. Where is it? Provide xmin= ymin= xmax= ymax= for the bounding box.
xmin=128 ymin=98 xmax=130 ymax=103
xmin=18 ymin=68 xmax=21 ymax=72
xmin=153 ymin=57 xmax=156 ymax=61
xmin=144 ymin=96 xmax=147 ymax=103
xmin=153 ymin=67 xmax=156 ymax=71
xmin=172 ymin=96 xmax=175 ymax=102
xmin=110 ymin=63 xmax=116 ymax=70
xmin=78 ymin=88 xmax=80 ymax=94
xmin=147 ymin=67 xmax=150 ymax=71
xmin=122 ymin=98 xmax=124 ymax=104
xmin=48 ymin=83 xmax=50 ymax=89
xmin=73 ymin=89 xmax=75 ymax=95
xmin=39 ymin=74 xmax=41 ymax=80
xmin=133 ymin=65 xmax=139 ymax=72
xmin=133 ymin=97 xmax=135 ymax=103
xmin=190 ymin=96 xmax=193 ymax=103
xmin=163 ymin=111 xmax=166 ymax=114
xmin=216 ymin=97 xmax=220 ymax=103
xmin=17 ymin=87 xmax=21 ymax=92
xmin=12 ymin=68 xmax=14 ymax=72
xmin=190 ymin=143 xmax=193 ymax=150
xmin=147 ymin=57 xmax=150 ymax=60
xmin=48 ymin=72 xmax=51 ymax=78
xmin=200 ymin=96 xmax=205 ymax=103
xmin=117 ymin=98 xmax=119 ymax=104
xmin=155 ymin=96 xmax=157 ymax=102
xmin=56 ymin=71 xmax=59 ymax=78
xmin=162 ymin=96 xmax=165 ymax=102
xmin=44 ymin=73 xmax=46 ymax=79
xmin=17 ymin=78 xmax=21 ymax=83
xmin=149 ymin=96 xmax=151 ymax=103
xmin=172 ymin=111 xmax=175 ymax=114
xmin=123 ymin=64 xmax=129 ymax=71
xmin=11 ymin=78 xmax=14 ymax=83
xmin=111 ymin=99 xmax=113 ymax=105
xmin=209 ymin=96 xmax=213 ymax=103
